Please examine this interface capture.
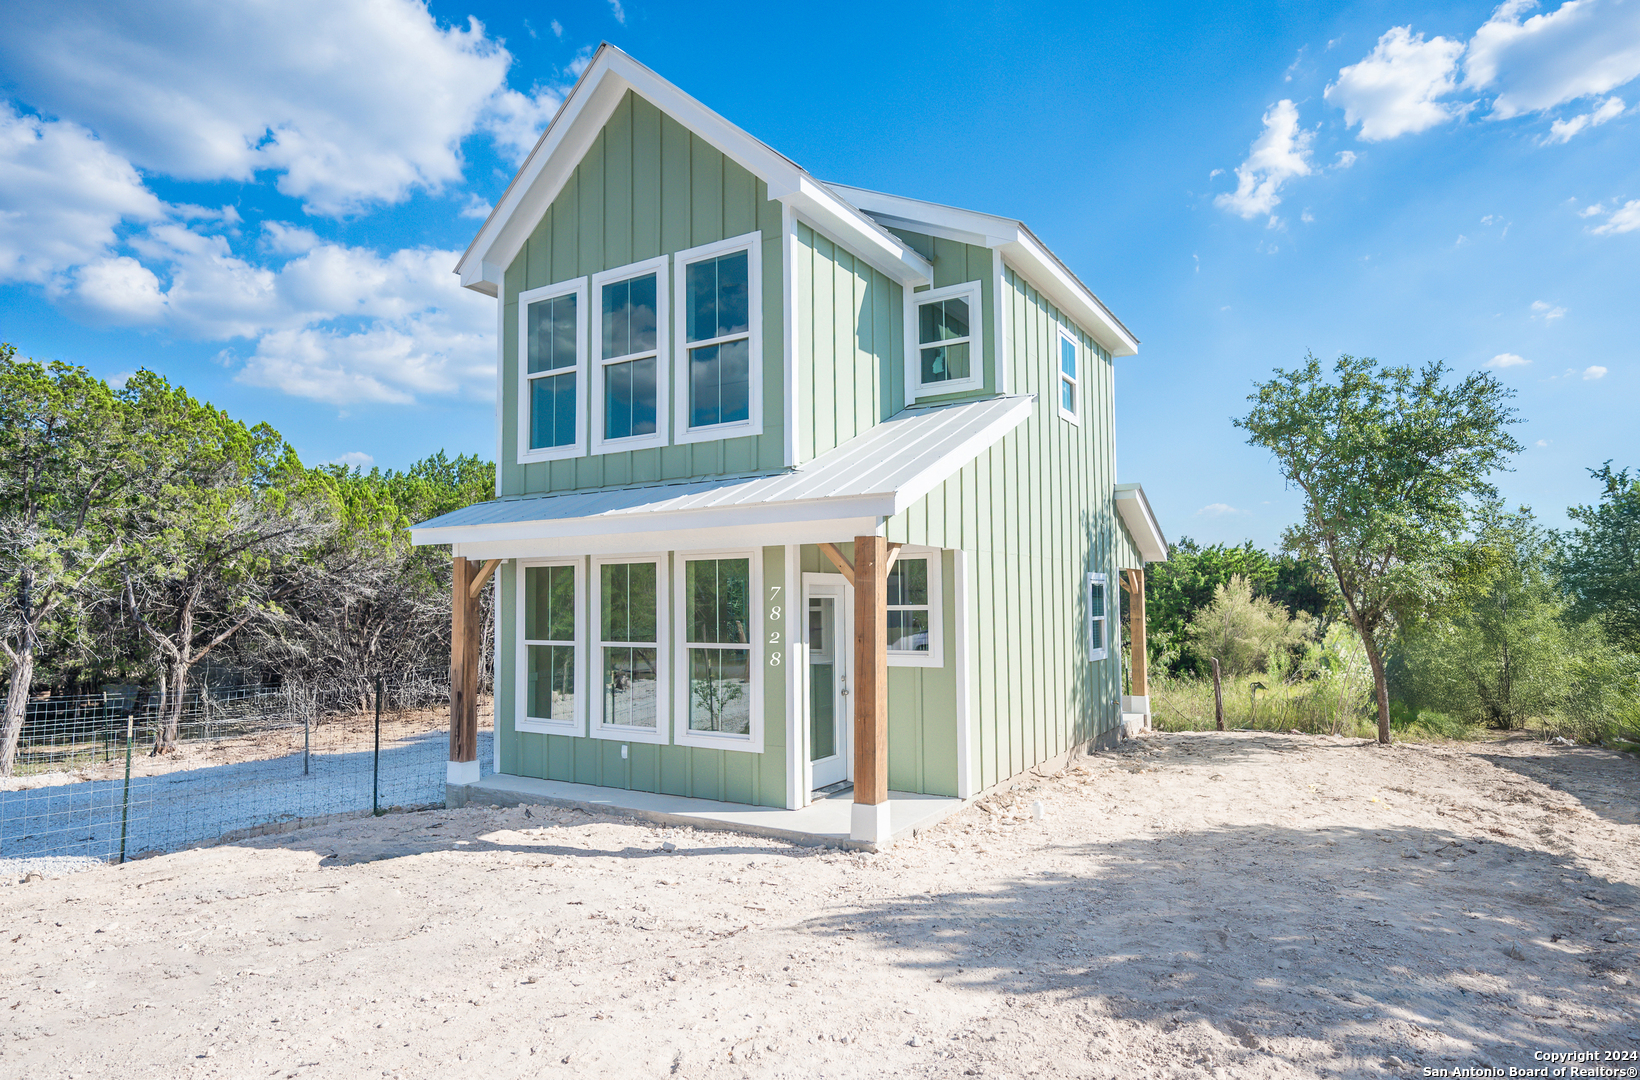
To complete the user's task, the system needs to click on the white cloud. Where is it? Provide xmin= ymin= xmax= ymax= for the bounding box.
xmin=1487 ymin=352 xmax=1531 ymax=367
xmin=1589 ymin=197 xmax=1640 ymax=233
xmin=1195 ymin=503 xmax=1246 ymax=517
xmin=1465 ymin=0 xmax=1640 ymax=118
xmin=1325 ymin=26 xmax=1466 ymax=140
xmin=1531 ymin=300 xmax=1568 ymax=320
xmin=1537 ymin=438 xmax=1550 ymax=446
xmin=609 ymin=0 xmax=627 ymax=25
xmin=0 ymin=0 xmax=517 ymax=215
xmin=1334 ymin=150 xmax=1359 ymax=168
xmin=0 ymin=104 xmax=164 ymax=283
xmin=483 ymin=86 xmax=565 ymax=165
xmin=1583 ymin=364 xmax=1609 ymax=378
xmin=1578 ymin=201 xmax=1607 ymax=216
xmin=1542 ymin=94 xmax=1627 ymax=141
xmin=550 ymin=19 xmax=564 ymax=38
xmin=1214 ymin=100 xmax=1314 ymax=220
xmin=330 ymin=451 xmax=375 ymax=468
xmin=460 ymin=194 xmax=494 ymax=220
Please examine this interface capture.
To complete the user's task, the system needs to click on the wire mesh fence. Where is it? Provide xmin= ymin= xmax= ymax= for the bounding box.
xmin=1 ymin=676 xmax=492 ymax=869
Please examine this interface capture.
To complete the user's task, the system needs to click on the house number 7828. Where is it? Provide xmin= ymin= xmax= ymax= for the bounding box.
xmin=767 ymin=585 xmax=781 ymax=666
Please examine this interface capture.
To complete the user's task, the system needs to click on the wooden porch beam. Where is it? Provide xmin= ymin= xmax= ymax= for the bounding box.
xmin=449 ymin=556 xmax=480 ymax=778
xmin=885 ymin=542 xmax=903 ymax=573
xmin=851 ymin=535 xmax=889 ymax=842
xmin=817 ymin=542 xmax=855 ymax=585
xmin=1125 ymin=567 xmax=1148 ymax=699
xmin=467 ymin=558 xmax=501 ymax=599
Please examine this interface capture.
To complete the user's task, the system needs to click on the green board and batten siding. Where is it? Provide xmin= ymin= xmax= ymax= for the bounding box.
xmin=497 ymin=90 xmax=787 ymax=498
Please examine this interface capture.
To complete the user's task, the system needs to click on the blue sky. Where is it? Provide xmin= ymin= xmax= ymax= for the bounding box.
xmin=2 ymin=0 xmax=1636 ymax=549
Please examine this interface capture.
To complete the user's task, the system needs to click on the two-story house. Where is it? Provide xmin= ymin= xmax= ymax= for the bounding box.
xmin=410 ymin=44 xmax=1168 ymax=846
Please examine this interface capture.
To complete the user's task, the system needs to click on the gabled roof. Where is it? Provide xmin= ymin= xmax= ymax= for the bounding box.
xmin=411 ymin=394 xmax=1033 ymax=546
xmin=828 ymin=184 xmax=1139 ymax=359
xmin=456 ymin=44 xmax=933 ymax=297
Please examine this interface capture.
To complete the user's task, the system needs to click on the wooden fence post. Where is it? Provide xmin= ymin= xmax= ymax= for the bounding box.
xmin=1211 ymin=657 xmax=1225 ymax=732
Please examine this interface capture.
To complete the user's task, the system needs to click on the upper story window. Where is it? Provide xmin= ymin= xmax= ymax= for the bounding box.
xmin=517 ymin=280 xmax=588 ymax=462
xmin=675 ymin=232 xmax=762 ymax=443
xmin=592 ymin=256 xmax=668 ymax=452
xmin=1058 ymin=329 xmax=1080 ymax=424
xmin=907 ymin=281 xmax=984 ymax=401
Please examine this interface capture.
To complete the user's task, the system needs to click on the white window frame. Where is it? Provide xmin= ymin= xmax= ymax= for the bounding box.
xmin=906 ymin=280 xmax=985 ymax=401
xmin=1056 ymin=326 xmax=1082 ymax=426
xmin=591 ymin=255 xmax=670 ymax=454
xmin=589 ymin=553 xmax=669 ymax=745
xmin=1086 ymin=571 xmax=1109 ymax=662
xmin=886 ymin=546 xmax=944 ymax=669
xmin=515 ymin=557 xmax=585 ymax=736
xmin=672 ymin=547 xmax=764 ymax=753
xmin=673 ymin=231 xmax=763 ymax=445
xmin=516 ymin=278 xmax=588 ymax=464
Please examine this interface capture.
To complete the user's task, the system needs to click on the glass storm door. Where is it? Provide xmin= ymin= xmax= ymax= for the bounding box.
xmin=806 ymin=583 xmax=851 ymax=790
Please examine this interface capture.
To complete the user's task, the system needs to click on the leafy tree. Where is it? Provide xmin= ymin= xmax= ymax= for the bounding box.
xmin=1184 ymin=574 xmax=1313 ymax=677
xmin=1559 ymin=463 xmax=1640 ymax=652
xmin=1236 ymin=353 xmax=1522 ymax=744
xmin=0 ymin=348 xmax=125 ymax=775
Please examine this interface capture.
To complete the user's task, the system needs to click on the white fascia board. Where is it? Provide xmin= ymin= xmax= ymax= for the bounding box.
xmin=411 ymin=493 xmax=897 ymax=549
xmin=450 ymin=516 xmax=883 ymax=561
xmin=457 ymin=45 xmax=929 ymax=294
xmin=1114 ymin=482 xmax=1169 ymax=562
xmin=889 ymin=394 xmax=1034 ymax=514
xmin=830 ymin=183 xmax=1140 ymax=358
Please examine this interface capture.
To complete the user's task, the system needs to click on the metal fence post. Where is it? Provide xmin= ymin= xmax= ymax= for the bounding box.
xmin=373 ymin=675 xmax=383 ymax=816
xmin=118 ymin=714 xmax=134 ymax=864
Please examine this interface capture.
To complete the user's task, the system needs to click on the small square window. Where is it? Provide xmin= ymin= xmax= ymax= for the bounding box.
xmin=886 ymin=549 xmax=945 ymax=667
xmin=907 ymin=282 xmax=984 ymax=400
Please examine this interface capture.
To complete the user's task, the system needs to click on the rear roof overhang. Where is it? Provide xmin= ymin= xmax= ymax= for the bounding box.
xmin=1114 ymin=483 xmax=1169 ymax=563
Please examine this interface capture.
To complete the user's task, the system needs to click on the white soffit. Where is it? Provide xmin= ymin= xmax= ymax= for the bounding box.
xmin=410 ymin=394 xmax=1034 ymax=547
xmin=1114 ymin=483 xmax=1169 ymax=563
xmin=827 ymin=184 xmax=1139 ymax=359
xmin=456 ymin=45 xmax=931 ymax=296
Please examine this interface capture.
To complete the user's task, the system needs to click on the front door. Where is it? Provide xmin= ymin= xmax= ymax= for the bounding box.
xmin=806 ymin=580 xmax=851 ymax=790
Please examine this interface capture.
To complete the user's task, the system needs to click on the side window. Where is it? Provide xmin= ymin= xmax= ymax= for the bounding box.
xmin=907 ymin=281 xmax=984 ymax=400
xmin=519 ymin=561 xmax=582 ymax=734
xmin=887 ymin=550 xmax=944 ymax=667
xmin=675 ymin=233 xmax=762 ymax=442
xmin=592 ymin=256 xmax=668 ymax=452
xmin=679 ymin=555 xmax=758 ymax=745
xmin=592 ymin=557 xmax=667 ymax=742
xmin=1087 ymin=572 xmax=1108 ymax=661
xmin=517 ymin=280 xmax=587 ymax=462
xmin=1058 ymin=329 xmax=1080 ymax=424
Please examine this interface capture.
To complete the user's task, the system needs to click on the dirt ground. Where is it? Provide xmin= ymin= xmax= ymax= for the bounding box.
xmin=3 ymin=731 xmax=1638 ymax=1080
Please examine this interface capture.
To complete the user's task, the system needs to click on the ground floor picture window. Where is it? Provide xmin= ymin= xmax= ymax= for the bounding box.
xmin=598 ymin=560 xmax=660 ymax=731
xmin=524 ymin=563 xmax=578 ymax=721
xmin=684 ymin=557 xmax=751 ymax=735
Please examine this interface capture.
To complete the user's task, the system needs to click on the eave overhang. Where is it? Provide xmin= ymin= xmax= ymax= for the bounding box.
xmin=1114 ymin=482 xmax=1169 ymax=563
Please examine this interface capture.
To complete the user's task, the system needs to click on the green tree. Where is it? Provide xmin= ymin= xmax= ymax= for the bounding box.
xmin=1184 ymin=574 xmax=1313 ymax=677
xmin=1236 ymin=353 xmax=1522 ymax=744
xmin=0 ymin=347 xmax=126 ymax=775
xmin=1559 ymin=463 xmax=1640 ymax=652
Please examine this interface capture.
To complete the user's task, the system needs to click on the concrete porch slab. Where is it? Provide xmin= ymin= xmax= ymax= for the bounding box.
xmin=447 ymin=774 xmax=964 ymax=851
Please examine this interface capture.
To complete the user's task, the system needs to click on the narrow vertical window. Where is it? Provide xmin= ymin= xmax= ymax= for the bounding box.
xmin=674 ymin=233 xmax=761 ymax=441
xmin=518 ymin=280 xmax=586 ymax=462
xmin=597 ymin=560 xmax=662 ymax=734
xmin=1058 ymin=330 xmax=1080 ymax=423
xmin=906 ymin=281 xmax=984 ymax=400
xmin=683 ymin=557 xmax=752 ymax=735
xmin=592 ymin=255 xmax=668 ymax=451
xmin=1087 ymin=572 xmax=1108 ymax=661
xmin=523 ymin=564 xmax=578 ymax=725
xmin=886 ymin=558 xmax=931 ymax=654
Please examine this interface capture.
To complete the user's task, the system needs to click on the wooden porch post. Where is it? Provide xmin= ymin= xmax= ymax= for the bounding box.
xmin=1124 ymin=567 xmax=1150 ymax=730
xmin=449 ymin=555 xmax=480 ymax=787
xmin=851 ymin=535 xmax=890 ymax=844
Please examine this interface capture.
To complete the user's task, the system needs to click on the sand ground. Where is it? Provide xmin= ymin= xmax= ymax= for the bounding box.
xmin=3 ymin=731 xmax=1637 ymax=1080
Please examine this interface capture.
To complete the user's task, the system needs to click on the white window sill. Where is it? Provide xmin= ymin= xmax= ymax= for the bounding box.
xmin=673 ymin=728 xmax=763 ymax=754
xmin=590 ymin=723 xmax=669 ymax=746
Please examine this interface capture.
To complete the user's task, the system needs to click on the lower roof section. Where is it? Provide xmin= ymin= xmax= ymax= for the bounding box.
xmin=1114 ymin=482 xmax=1169 ymax=563
xmin=411 ymin=394 xmax=1034 ymax=556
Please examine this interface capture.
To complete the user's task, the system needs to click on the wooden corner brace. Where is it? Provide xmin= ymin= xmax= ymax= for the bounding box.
xmin=817 ymin=542 xmax=902 ymax=588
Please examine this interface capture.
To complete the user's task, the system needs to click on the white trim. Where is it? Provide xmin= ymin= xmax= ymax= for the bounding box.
xmin=886 ymin=546 xmax=944 ymax=668
xmin=953 ymin=549 xmax=973 ymax=799
xmin=672 ymin=548 xmax=764 ymax=753
xmin=1086 ymin=571 xmax=1109 ymax=663
xmin=588 ymin=553 xmax=670 ymax=745
xmin=516 ymin=278 xmax=589 ymax=464
xmin=495 ymin=288 xmax=505 ymax=495
xmin=515 ymin=557 xmax=586 ymax=736
xmin=1114 ymin=483 xmax=1170 ymax=563
xmin=992 ymin=248 xmax=1009 ymax=396
xmin=905 ymin=280 xmax=985 ymax=401
xmin=673 ymin=231 xmax=763 ymax=444
xmin=783 ymin=544 xmax=801 ymax=808
xmin=782 ymin=203 xmax=799 ymax=468
xmin=590 ymin=255 xmax=670 ymax=454
xmin=448 ymin=759 xmax=480 ymax=785
xmin=493 ymin=562 xmax=504 ymax=774
xmin=802 ymin=572 xmax=853 ymax=791
xmin=1056 ymin=326 xmax=1082 ymax=426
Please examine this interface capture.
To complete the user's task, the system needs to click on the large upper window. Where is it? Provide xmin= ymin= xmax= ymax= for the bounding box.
xmin=519 ymin=561 xmax=581 ymax=733
xmin=1058 ymin=329 xmax=1080 ymax=424
xmin=681 ymin=556 xmax=754 ymax=739
xmin=674 ymin=233 xmax=761 ymax=442
xmin=592 ymin=257 xmax=668 ymax=452
xmin=907 ymin=281 xmax=984 ymax=400
xmin=593 ymin=557 xmax=666 ymax=741
xmin=517 ymin=280 xmax=587 ymax=462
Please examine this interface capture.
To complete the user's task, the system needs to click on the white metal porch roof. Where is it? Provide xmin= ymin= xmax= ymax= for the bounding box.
xmin=410 ymin=394 xmax=1034 ymax=547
